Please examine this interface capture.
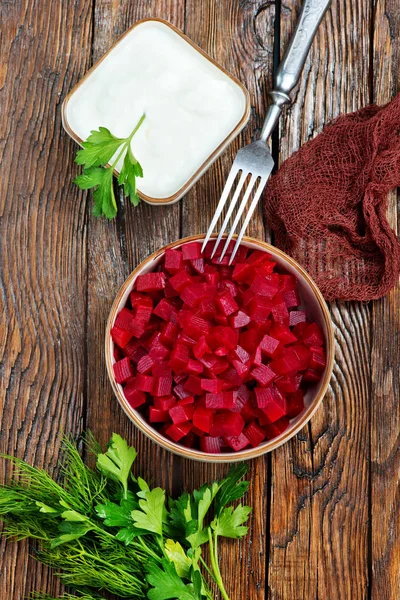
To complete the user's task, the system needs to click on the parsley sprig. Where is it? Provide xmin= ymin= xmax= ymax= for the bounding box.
xmin=74 ymin=114 xmax=145 ymax=219
xmin=0 ymin=433 xmax=251 ymax=600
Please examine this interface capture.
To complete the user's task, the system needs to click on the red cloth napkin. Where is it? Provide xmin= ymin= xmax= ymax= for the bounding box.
xmin=264 ymin=94 xmax=400 ymax=301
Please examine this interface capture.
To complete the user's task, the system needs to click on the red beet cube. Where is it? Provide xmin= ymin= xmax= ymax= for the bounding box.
xmin=193 ymin=407 xmax=214 ymax=433
xmin=111 ymin=325 xmax=133 ymax=349
xmin=169 ymin=403 xmax=194 ymax=424
xmin=250 ymin=273 xmax=280 ymax=298
xmin=193 ymin=336 xmax=211 ymax=359
xmin=232 ymin=360 xmax=250 ymax=378
xmin=182 ymin=242 xmax=202 ymax=261
xmin=289 ymin=310 xmax=307 ymax=327
xmin=250 ymin=364 xmax=277 ymax=387
xmin=283 ymin=289 xmax=300 ymax=308
xmin=208 ymin=326 xmax=238 ymax=351
xmin=275 ymin=374 xmax=302 ymax=393
xmin=149 ymin=407 xmax=169 ymax=422
xmin=259 ymin=334 xmax=282 ymax=358
xmin=231 ymin=345 xmax=251 ymax=364
xmin=166 ymin=421 xmax=193 ymax=442
xmin=287 ymin=390 xmax=305 ymax=418
xmin=256 ymin=386 xmax=287 ymax=422
xmin=229 ymin=310 xmax=250 ymax=328
xmin=160 ymin=322 xmax=179 ymax=346
xmin=137 ymin=355 xmax=154 ymax=374
xmin=113 ymin=357 xmax=135 ymax=384
xmin=154 ymin=395 xmax=176 ymax=411
xmin=244 ymin=421 xmax=266 ymax=447
xmin=221 ymin=412 xmax=245 ymax=436
xmin=169 ymin=344 xmax=190 ymax=371
xmin=271 ymin=294 xmax=290 ymax=325
xmin=279 ymin=274 xmax=297 ymax=291
xmin=223 ymin=433 xmax=249 ymax=451
xmin=248 ymin=297 xmax=272 ymax=324
xmin=200 ymin=436 xmax=222 ymax=453
xmin=153 ymin=298 xmax=178 ymax=321
xmin=201 ymin=378 xmax=225 ymax=393
xmin=190 ymin=257 xmax=205 ymax=274
xmin=184 ymin=375 xmax=203 ymax=395
xmin=173 ymin=382 xmax=192 ymax=399
xmin=303 ymin=323 xmax=324 ymax=347
xmin=123 ymin=386 xmax=146 ymax=408
xmin=216 ymin=291 xmax=239 ymax=316
xmin=205 ymin=391 xmax=235 ymax=410
xmin=303 ymin=368 xmax=322 ymax=382
xmin=170 ymin=271 xmax=192 ymax=292
xmin=154 ymin=376 xmax=172 ymax=396
xmin=135 ymin=374 xmax=155 ymax=393
xmin=269 ymin=324 xmax=297 ymax=345
xmin=136 ymin=272 xmax=166 ymax=292
xmin=309 ymin=347 xmax=327 ymax=371
xmin=264 ymin=417 xmax=290 ymax=439
xmin=164 ymin=249 xmax=184 ymax=274
xmin=186 ymin=359 xmax=203 ymax=375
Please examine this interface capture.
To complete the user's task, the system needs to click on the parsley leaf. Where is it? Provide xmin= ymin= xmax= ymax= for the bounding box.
xmin=164 ymin=539 xmax=192 ymax=578
xmin=211 ymin=504 xmax=251 ymax=539
xmin=74 ymin=116 xmax=145 ymax=218
xmin=96 ymin=433 xmax=137 ymax=499
xmin=215 ymin=464 xmax=249 ymax=514
xmin=167 ymin=493 xmax=197 ymax=542
xmin=146 ymin=559 xmax=198 ymax=600
xmin=131 ymin=487 xmax=166 ymax=536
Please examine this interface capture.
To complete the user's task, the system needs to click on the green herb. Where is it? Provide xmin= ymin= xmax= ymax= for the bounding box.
xmin=74 ymin=114 xmax=145 ymax=219
xmin=0 ymin=433 xmax=251 ymax=600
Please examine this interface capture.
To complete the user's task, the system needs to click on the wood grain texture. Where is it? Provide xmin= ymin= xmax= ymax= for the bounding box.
xmin=268 ymin=2 xmax=372 ymax=599
xmin=0 ymin=0 xmax=93 ymax=598
xmin=370 ymin=2 xmax=400 ymax=599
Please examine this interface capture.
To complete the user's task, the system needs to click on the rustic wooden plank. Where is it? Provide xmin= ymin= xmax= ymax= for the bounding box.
xmin=180 ymin=1 xmax=275 ymax=598
xmin=84 ymin=0 xmax=185 ymax=502
xmin=268 ymin=2 xmax=372 ymax=599
xmin=0 ymin=0 xmax=93 ymax=598
xmin=370 ymin=2 xmax=400 ymax=598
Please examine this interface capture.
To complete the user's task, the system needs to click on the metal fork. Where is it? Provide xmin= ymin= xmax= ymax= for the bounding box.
xmin=202 ymin=0 xmax=331 ymax=264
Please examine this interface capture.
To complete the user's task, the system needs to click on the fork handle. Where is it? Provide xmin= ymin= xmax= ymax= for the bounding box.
xmin=260 ymin=0 xmax=331 ymax=142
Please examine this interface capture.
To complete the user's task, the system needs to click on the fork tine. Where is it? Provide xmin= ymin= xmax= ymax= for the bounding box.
xmin=229 ymin=177 xmax=268 ymax=264
xmin=210 ymin=170 xmax=248 ymax=258
xmin=218 ymin=173 xmax=258 ymax=262
xmin=201 ymin=167 xmax=240 ymax=253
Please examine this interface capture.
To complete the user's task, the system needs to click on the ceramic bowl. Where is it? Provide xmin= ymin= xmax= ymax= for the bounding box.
xmin=105 ymin=235 xmax=334 ymax=462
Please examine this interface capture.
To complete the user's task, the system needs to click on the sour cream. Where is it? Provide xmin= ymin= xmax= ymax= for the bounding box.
xmin=63 ymin=20 xmax=249 ymax=202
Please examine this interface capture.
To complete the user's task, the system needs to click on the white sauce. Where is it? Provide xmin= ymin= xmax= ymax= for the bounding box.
xmin=65 ymin=21 xmax=248 ymax=200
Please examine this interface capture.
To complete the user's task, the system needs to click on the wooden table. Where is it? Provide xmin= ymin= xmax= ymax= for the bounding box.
xmin=1 ymin=1 xmax=399 ymax=598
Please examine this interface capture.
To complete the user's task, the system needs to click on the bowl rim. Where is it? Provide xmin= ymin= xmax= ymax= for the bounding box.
xmin=105 ymin=234 xmax=335 ymax=462
xmin=61 ymin=17 xmax=251 ymax=206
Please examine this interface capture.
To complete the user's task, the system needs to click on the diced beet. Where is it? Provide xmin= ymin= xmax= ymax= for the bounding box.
xmin=152 ymin=363 xmax=172 ymax=377
xmin=232 ymin=360 xmax=250 ymax=378
xmin=289 ymin=310 xmax=307 ymax=327
xmin=244 ymin=421 xmax=266 ymax=447
xmin=208 ymin=326 xmax=238 ymax=351
xmin=309 ymin=346 xmax=327 ymax=371
xmin=160 ymin=322 xmax=180 ymax=346
xmin=193 ymin=335 xmax=211 ymax=359
xmin=184 ymin=375 xmax=203 ymax=395
xmin=205 ymin=391 xmax=235 ymax=410
xmin=200 ymin=436 xmax=222 ymax=453
xmin=201 ymin=378 xmax=224 ymax=393
xmin=214 ymin=346 xmax=229 ymax=357
xmin=303 ymin=368 xmax=322 ymax=382
xmin=111 ymin=325 xmax=133 ymax=349
xmin=114 ymin=308 xmax=136 ymax=332
xmin=134 ymin=297 xmax=153 ymax=325
xmin=248 ymin=296 xmax=272 ymax=324
xmin=113 ymin=357 xmax=135 ymax=384
xmin=170 ymin=271 xmax=192 ymax=292
xmin=135 ymin=373 xmax=155 ymax=393
xmin=250 ymin=364 xmax=276 ymax=387
xmin=216 ymin=291 xmax=239 ymax=316
xmin=193 ymin=407 xmax=214 ymax=433
xmin=229 ymin=310 xmax=250 ymax=328
xmin=279 ymin=274 xmax=297 ymax=291
xmin=154 ymin=376 xmax=172 ymax=396
xmin=182 ymin=241 xmax=202 ymax=260
xmin=186 ymin=359 xmax=203 ymax=375
xmin=169 ymin=344 xmax=190 ymax=371
xmin=231 ymin=344 xmax=250 ymax=364
xmin=190 ymin=258 xmax=205 ymax=274
xmin=240 ymin=328 xmax=261 ymax=353
xmin=286 ymin=390 xmax=305 ymax=418
xmin=250 ymin=273 xmax=280 ymax=298
xmin=283 ymin=289 xmax=301 ymax=308
xmin=181 ymin=432 xmax=197 ymax=448
xmin=149 ymin=407 xmax=169 ymax=422
xmin=271 ymin=294 xmax=290 ymax=326
xmin=166 ymin=421 xmax=193 ymax=442
xmin=223 ymin=433 xmax=249 ymax=451
xmin=173 ymin=382 xmax=192 ymax=400
xmin=259 ymin=334 xmax=282 ymax=358
xmin=136 ymin=272 xmax=166 ymax=292
xmin=264 ymin=417 xmax=290 ymax=439
xmin=303 ymin=323 xmax=324 ymax=347
xmin=275 ymin=374 xmax=302 ymax=393
xmin=169 ymin=403 xmax=194 ymax=424
xmin=113 ymin=346 xmax=122 ymax=361
xmin=176 ymin=332 xmax=197 ymax=347
xmin=292 ymin=322 xmax=309 ymax=340
xmin=177 ymin=396 xmax=194 ymax=406
xmin=256 ymin=386 xmax=287 ymax=422
xmin=137 ymin=354 xmax=154 ymax=374
xmin=181 ymin=283 xmax=213 ymax=308
xmin=153 ymin=298 xmax=178 ymax=321
xmin=269 ymin=324 xmax=297 ymax=345
xmin=164 ymin=249 xmax=184 ymax=274
xmin=123 ymin=386 xmax=146 ymax=409
xmin=221 ymin=412 xmax=245 ymax=436
xmin=154 ymin=395 xmax=176 ymax=411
